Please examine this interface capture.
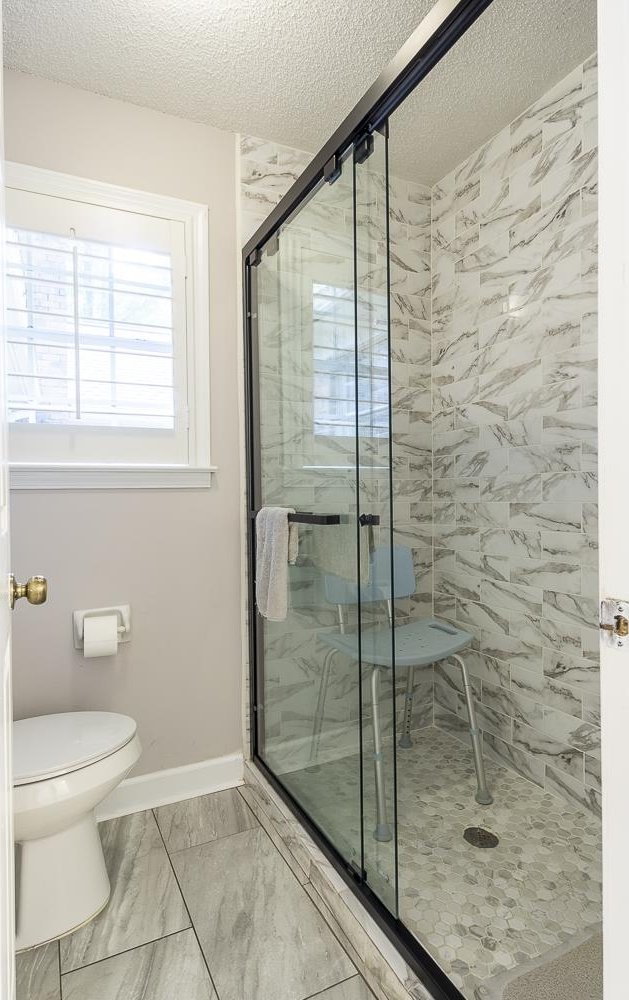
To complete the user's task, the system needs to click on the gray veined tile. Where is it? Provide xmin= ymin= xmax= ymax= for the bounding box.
xmin=154 ymin=787 xmax=258 ymax=852
xmin=480 ymin=632 xmax=540 ymax=670
xmin=16 ymin=942 xmax=60 ymax=1000
xmin=510 ymin=557 xmax=581 ymax=595
xmin=542 ymin=471 xmax=598 ymax=502
xmin=509 ymin=442 xmax=581 ymax=475
xmin=509 ymin=188 xmax=581 ymax=256
xmin=313 ymin=976 xmax=376 ymax=1000
xmin=543 ymin=590 xmax=598 ymax=630
xmin=509 ymin=501 xmax=582 ymax=532
xmin=512 ymin=720 xmax=583 ymax=780
xmin=60 ymin=810 xmax=189 ymax=974
xmin=455 ymin=599 xmax=509 ymax=636
xmin=543 ymin=648 xmax=600 ymax=694
xmin=511 ymin=663 xmax=582 ymax=719
xmin=434 ymin=569 xmax=480 ymax=603
xmin=481 ymin=473 xmax=541 ymax=502
xmin=545 ymin=764 xmax=601 ymax=818
xmin=583 ymin=691 xmax=601 ymax=727
xmin=456 ymin=399 xmax=509 ymax=429
xmin=455 ymin=126 xmax=510 ymax=186
xmin=540 ymin=706 xmax=600 ymax=757
xmin=171 ymin=827 xmax=356 ymax=1000
xmin=585 ymin=754 xmax=602 ymax=793
xmin=481 ymin=528 xmax=541 ymax=560
xmin=456 ymin=550 xmax=509 ymax=582
xmin=481 ymin=677 xmax=543 ymax=729
xmin=481 ymin=579 xmax=543 ymax=617
xmin=509 ymin=610 xmax=581 ymax=654
xmin=456 ymin=501 xmax=509 ymax=527
xmin=61 ymin=930 xmax=216 ymax=1000
xmin=541 ymin=529 xmax=598 ymax=567
xmin=583 ymin=502 xmax=598 ymax=537
xmin=478 ymin=359 xmax=542 ymax=406
xmin=542 ymin=147 xmax=598 ymax=207
xmin=509 ymin=379 xmax=582 ymax=422
xmin=482 ymin=732 xmax=545 ymax=788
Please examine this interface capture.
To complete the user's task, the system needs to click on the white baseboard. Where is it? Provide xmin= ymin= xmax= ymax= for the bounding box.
xmin=96 ymin=752 xmax=244 ymax=821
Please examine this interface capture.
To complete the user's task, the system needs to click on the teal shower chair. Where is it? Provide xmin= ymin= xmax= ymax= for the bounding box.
xmin=310 ymin=544 xmax=492 ymax=842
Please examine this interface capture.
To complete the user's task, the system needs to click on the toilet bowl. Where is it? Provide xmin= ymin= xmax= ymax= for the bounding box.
xmin=13 ymin=711 xmax=141 ymax=951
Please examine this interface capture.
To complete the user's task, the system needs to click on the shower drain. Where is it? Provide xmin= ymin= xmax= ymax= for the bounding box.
xmin=463 ymin=826 xmax=499 ymax=849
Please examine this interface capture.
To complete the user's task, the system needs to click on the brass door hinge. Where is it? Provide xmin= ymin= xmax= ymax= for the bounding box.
xmin=600 ymin=599 xmax=629 ymax=647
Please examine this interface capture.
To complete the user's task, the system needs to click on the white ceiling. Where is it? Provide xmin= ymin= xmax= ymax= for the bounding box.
xmin=3 ymin=0 xmax=596 ymax=184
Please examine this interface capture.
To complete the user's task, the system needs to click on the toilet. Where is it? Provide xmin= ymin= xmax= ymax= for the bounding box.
xmin=13 ymin=711 xmax=141 ymax=951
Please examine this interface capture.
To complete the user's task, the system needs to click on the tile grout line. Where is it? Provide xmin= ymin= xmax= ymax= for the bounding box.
xmin=236 ymin=782 xmax=379 ymax=998
xmin=153 ymin=789 xmax=259 ymax=854
xmin=166 ymin=820 xmax=259 ymax=859
xmin=151 ymin=808 xmax=223 ymax=1000
xmin=301 ymin=973 xmax=364 ymax=1000
xmin=59 ymin=927 xmax=194 ymax=980
xmin=56 ymin=939 xmax=61 ymax=1000
xmin=236 ymin=783 xmax=312 ymax=884
xmin=157 ymin=794 xmax=369 ymax=999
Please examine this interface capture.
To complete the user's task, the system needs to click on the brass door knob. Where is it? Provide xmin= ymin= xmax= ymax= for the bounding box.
xmin=10 ymin=575 xmax=48 ymax=609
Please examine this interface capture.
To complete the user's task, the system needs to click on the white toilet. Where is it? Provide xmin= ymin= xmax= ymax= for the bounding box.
xmin=13 ymin=711 xmax=141 ymax=951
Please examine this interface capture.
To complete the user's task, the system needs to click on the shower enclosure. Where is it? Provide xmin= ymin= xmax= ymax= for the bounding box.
xmin=244 ymin=2 xmax=601 ymax=998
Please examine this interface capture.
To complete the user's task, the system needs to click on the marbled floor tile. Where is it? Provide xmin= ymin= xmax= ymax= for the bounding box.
xmin=312 ymin=976 xmax=376 ymax=999
xmin=60 ymin=810 xmax=189 ymax=973
xmin=171 ymin=826 xmax=356 ymax=1000
xmin=61 ymin=930 xmax=216 ymax=1000
xmin=238 ymin=782 xmax=311 ymax=885
xmin=16 ymin=942 xmax=59 ymax=1000
xmin=154 ymin=787 xmax=258 ymax=852
xmin=286 ymin=727 xmax=601 ymax=1000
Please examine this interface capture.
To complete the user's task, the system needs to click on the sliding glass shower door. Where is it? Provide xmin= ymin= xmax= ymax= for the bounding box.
xmin=253 ymin=152 xmax=363 ymax=871
xmin=250 ymin=132 xmax=398 ymax=908
xmin=355 ymin=130 xmax=398 ymax=912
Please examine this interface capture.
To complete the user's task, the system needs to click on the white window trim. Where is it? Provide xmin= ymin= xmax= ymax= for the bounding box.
xmin=5 ymin=162 xmax=215 ymax=490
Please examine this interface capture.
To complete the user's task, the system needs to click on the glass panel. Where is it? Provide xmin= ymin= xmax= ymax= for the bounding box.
xmin=386 ymin=2 xmax=600 ymax=996
xmin=254 ymin=159 xmax=364 ymax=869
xmin=354 ymin=132 xmax=398 ymax=913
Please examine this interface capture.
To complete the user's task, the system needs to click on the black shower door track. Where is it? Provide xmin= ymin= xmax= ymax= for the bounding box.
xmin=243 ymin=1 xmax=496 ymax=997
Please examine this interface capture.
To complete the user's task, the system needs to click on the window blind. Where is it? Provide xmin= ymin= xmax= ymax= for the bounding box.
xmin=312 ymin=281 xmax=389 ymax=437
xmin=6 ymin=227 xmax=176 ymax=430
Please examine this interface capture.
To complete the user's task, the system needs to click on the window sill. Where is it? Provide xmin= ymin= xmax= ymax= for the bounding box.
xmin=9 ymin=464 xmax=217 ymax=491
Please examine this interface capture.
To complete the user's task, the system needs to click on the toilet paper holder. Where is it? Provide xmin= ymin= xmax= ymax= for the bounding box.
xmin=73 ymin=605 xmax=131 ymax=651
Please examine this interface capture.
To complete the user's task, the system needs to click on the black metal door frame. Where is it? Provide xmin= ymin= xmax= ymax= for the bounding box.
xmin=243 ymin=2 xmax=496 ymax=997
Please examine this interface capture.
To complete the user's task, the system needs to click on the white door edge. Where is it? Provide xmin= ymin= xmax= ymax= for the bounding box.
xmin=598 ymin=1 xmax=629 ymax=997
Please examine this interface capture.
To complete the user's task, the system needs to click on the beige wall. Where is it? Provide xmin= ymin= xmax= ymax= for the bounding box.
xmin=4 ymin=69 xmax=243 ymax=775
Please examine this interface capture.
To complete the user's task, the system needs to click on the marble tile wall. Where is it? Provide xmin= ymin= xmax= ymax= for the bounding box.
xmin=428 ymin=54 xmax=600 ymax=815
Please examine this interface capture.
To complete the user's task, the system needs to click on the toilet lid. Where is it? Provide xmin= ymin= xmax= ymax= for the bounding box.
xmin=13 ymin=712 xmax=137 ymax=785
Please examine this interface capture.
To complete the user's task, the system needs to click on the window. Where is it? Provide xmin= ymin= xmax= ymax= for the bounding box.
xmin=5 ymin=164 xmax=212 ymax=488
xmin=312 ymin=282 xmax=389 ymax=438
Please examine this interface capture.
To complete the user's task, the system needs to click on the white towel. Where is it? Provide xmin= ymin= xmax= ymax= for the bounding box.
xmin=314 ymin=521 xmax=371 ymax=584
xmin=255 ymin=507 xmax=299 ymax=621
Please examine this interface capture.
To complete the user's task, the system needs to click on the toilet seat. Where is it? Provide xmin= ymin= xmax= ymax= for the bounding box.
xmin=13 ymin=711 xmax=137 ymax=786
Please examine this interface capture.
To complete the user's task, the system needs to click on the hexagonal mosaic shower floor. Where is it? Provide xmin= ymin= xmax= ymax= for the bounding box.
xmin=281 ymin=726 xmax=602 ymax=1000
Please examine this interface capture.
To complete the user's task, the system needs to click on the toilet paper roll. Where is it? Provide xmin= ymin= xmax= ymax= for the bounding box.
xmin=83 ymin=614 xmax=119 ymax=658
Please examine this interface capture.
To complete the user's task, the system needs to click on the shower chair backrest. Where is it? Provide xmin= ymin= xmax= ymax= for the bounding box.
xmin=323 ymin=544 xmax=416 ymax=607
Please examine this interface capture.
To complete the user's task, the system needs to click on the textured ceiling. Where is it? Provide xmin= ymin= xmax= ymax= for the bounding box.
xmin=391 ymin=0 xmax=597 ymax=182
xmin=4 ymin=0 xmax=596 ymax=184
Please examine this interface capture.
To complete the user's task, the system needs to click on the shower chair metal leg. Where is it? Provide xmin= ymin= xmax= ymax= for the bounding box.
xmin=307 ymin=650 xmax=333 ymax=770
xmin=399 ymin=665 xmax=415 ymax=748
xmin=452 ymin=653 xmax=493 ymax=806
xmin=371 ymin=666 xmax=392 ymax=842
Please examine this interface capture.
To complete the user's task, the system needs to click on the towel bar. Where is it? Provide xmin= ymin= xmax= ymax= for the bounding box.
xmin=251 ymin=510 xmax=381 ymax=526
